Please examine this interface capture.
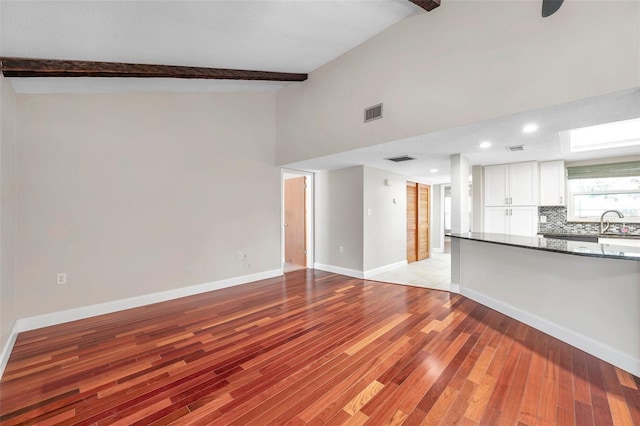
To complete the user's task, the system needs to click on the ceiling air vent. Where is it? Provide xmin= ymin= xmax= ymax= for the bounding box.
xmin=386 ymin=155 xmax=415 ymax=163
xmin=506 ymin=145 xmax=525 ymax=152
xmin=364 ymin=103 xmax=383 ymax=123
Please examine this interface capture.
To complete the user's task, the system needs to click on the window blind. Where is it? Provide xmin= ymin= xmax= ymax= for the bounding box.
xmin=566 ymin=161 xmax=640 ymax=180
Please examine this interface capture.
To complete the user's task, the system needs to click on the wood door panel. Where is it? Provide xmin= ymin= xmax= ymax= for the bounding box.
xmin=408 ymin=182 xmax=430 ymax=263
xmin=406 ymin=184 xmax=417 ymax=263
xmin=418 ymin=184 xmax=430 ymax=261
xmin=285 ymin=177 xmax=306 ymax=266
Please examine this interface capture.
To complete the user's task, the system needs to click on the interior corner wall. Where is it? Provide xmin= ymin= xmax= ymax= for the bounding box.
xmin=430 ymin=184 xmax=444 ymax=252
xmin=275 ymin=0 xmax=640 ymax=165
xmin=314 ymin=166 xmax=363 ymax=272
xmin=0 ymin=75 xmax=17 ymax=350
xmin=471 ymin=166 xmax=484 ymax=233
xmin=451 ymin=155 xmax=470 ymax=234
xmin=363 ymin=166 xmax=405 ymax=272
xmin=16 ymin=92 xmax=280 ymax=318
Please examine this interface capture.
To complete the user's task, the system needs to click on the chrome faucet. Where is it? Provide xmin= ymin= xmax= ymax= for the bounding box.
xmin=600 ymin=210 xmax=624 ymax=234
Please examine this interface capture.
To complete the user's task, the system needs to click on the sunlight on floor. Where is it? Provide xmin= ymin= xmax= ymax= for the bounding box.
xmin=367 ymin=252 xmax=451 ymax=291
xmin=284 ymin=263 xmax=306 ymax=273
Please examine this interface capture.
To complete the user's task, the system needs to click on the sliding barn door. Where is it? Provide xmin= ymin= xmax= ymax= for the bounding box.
xmin=406 ymin=182 xmax=430 ymax=263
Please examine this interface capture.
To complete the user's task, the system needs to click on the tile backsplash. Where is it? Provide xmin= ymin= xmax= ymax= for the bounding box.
xmin=538 ymin=206 xmax=640 ymax=236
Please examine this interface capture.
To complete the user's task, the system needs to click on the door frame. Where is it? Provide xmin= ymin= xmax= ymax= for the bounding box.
xmin=281 ymin=168 xmax=314 ymax=269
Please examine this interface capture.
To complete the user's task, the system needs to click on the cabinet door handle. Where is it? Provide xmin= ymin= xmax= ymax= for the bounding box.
xmin=509 ymin=197 xmax=512 ymax=204
xmin=505 ymin=197 xmax=509 ymax=205
xmin=505 ymin=209 xmax=509 ymax=216
xmin=560 ymin=196 xmax=563 ymax=204
xmin=509 ymin=209 xmax=512 ymax=216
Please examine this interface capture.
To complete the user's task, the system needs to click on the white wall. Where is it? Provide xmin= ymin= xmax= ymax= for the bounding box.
xmin=363 ymin=167 xmax=405 ymax=272
xmin=314 ymin=166 xmax=363 ymax=272
xmin=16 ymin=92 xmax=280 ymax=318
xmin=450 ymin=154 xmax=470 ymax=234
xmin=276 ymin=0 xmax=640 ymax=165
xmin=471 ymin=166 xmax=484 ymax=233
xmin=430 ymin=184 xmax=444 ymax=253
xmin=0 ymin=75 xmax=17 ymax=351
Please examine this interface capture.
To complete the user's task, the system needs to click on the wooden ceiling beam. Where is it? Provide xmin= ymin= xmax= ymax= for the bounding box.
xmin=409 ymin=0 xmax=440 ymax=12
xmin=0 ymin=57 xmax=308 ymax=82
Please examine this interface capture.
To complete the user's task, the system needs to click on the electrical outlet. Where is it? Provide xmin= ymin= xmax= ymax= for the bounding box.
xmin=57 ymin=273 xmax=67 ymax=285
xmin=339 ymin=246 xmax=344 ymax=254
xmin=237 ymin=252 xmax=243 ymax=261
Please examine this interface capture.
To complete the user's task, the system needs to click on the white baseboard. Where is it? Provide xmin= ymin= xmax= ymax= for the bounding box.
xmin=14 ymin=269 xmax=283 ymax=334
xmin=432 ymin=247 xmax=444 ymax=254
xmin=461 ymin=286 xmax=640 ymax=377
xmin=363 ymin=260 xmax=408 ymax=279
xmin=0 ymin=322 xmax=19 ymax=379
xmin=313 ymin=263 xmax=364 ymax=279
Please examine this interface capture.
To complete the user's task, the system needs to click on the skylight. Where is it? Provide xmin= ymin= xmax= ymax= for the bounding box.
xmin=568 ymin=118 xmax=640 ymax=152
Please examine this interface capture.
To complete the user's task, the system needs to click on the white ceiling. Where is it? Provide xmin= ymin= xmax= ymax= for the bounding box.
xmin=283 ymin=88 xmax=640 ymax=183
xmin=0 ymin=0 xmax=418 ymax=93
xmin=2 ymin=0 xmax=639 ymax=181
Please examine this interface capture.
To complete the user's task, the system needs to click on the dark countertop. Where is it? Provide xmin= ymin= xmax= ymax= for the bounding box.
xmin=449 ymin=232 xmax=640 ymax=261
xmin=540 ymin=232 xmax=640 ymax=240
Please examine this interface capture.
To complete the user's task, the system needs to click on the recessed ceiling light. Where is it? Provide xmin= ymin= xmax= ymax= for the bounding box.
xmin=523 ymin=123 xmax=539 ymax=133
xmin=430 ymin=169 xmax=438 ymax=173
xmin=479 ymin=141 xmax=492 ymax=149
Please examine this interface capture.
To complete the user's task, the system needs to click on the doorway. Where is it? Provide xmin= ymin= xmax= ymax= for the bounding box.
xmin=282 ymin=170 xmax=314 ymax=272
xmin=406 ymin=181 xmax=430 ymax=263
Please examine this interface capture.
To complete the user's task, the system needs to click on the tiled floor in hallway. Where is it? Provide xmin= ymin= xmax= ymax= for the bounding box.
xmin=368 ymin=252 xmax=451 ymax=291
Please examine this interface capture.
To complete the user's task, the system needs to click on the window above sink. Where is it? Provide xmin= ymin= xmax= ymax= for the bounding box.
xmin=567 ymin=161 xmax=640 ymax=223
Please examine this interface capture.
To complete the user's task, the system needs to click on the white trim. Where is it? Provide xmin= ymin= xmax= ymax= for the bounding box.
xmin=313 ymin=263 xmax=364 ymax=279
xmin=0 ymin=322 xmax=19 ymax=379
xmin=432 ymin=247 xmax=444 ymax=254
xmin=450 ymin=283 xmax=461 ymax=294
xmin=460 ymin=286 xmax=640 ymax=377
xmin=14 ymin=269 xmax=283 ymax=334
xmin=363 ymin=260 xmax=407 ymax=278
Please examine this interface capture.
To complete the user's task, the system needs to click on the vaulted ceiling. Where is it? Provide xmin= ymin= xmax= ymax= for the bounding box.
xmin=0 ymin=0 xmax=427 ymax=93
xmin=2 ymin=1 xmax=637 ymax=181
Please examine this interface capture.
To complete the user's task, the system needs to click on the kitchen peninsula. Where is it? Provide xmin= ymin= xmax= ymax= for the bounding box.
xmin=450 ymin=232 xmax=640 ymax=376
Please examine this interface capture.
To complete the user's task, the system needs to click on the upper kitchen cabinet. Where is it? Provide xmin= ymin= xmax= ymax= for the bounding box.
xmin=484 ymin=164 xmax=509 ymax=206
xmin=539 ymin=160 xmax=566 ymax=206
xmin=484 ymin=161 xmax=538 ymax=206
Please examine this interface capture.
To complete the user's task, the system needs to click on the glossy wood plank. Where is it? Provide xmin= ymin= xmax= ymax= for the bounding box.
xmin=1 ymin=269 xmax=638 ymax=425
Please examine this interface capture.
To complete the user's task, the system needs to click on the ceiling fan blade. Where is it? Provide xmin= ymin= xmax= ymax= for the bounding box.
xmin=542 ymin=0 xmax=564 ymax=17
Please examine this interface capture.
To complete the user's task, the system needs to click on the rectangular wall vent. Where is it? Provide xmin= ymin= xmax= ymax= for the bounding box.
xmin=506 ymin=145 xmax=525 ymax=152
xmin=364 ymin=103 xmax=383 ymax=123
xmin=386 ymin=155 xmax=415 ymax=163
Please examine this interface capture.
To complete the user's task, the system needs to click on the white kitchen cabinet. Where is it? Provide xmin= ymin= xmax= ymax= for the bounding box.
xmin=484 ymin=164 xmax=509 ymax=206
xmin=484 ymin=207 xmax=509 ymax=234
xmin=484 ymin=161 xmax=538 ymax=207
xmin=509 ymin=162 xmax=538 ymax=206
xmin=484 ymin=206 xmax=537 ymax=237
xmin=539 ymin=160 xmax=565 ymax=206
xmin=509 ymin=206 xmax=538 ymax=236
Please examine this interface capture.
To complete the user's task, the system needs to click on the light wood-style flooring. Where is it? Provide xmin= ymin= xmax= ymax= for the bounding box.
xmin=1 ymin=269 xmax=638 ymax=425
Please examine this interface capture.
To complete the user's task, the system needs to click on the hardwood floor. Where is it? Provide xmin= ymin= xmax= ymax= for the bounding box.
xmin=1 ymin=269 xmax=639 ymax=425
